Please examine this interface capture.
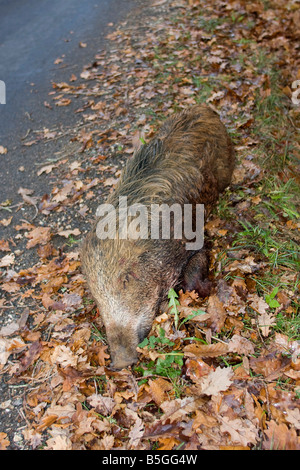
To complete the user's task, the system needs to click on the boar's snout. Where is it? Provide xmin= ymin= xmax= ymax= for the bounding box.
xmin=109 ymin=347 xmax=138 ymax=370
xmin=106 ymin=322 xmax=141 ymax=370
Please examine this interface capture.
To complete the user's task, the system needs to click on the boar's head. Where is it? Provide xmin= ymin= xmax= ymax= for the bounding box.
xmin=81 ymin=234 xmax=166 ymax=370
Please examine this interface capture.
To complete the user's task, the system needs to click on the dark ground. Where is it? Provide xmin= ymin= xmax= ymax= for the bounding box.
xmin=0 ymin=0 xmax=140 ymax=204
xmin=0 ymin=0 xmax=145 ymax=448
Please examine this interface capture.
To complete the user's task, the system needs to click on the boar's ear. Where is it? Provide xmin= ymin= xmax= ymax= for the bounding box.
xmin=121 ymin=272 xmax=130 ymax=290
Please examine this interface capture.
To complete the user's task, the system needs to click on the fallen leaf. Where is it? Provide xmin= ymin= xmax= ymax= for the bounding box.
xmin=103 ymin=177 xmax=120 ymax=187
xmin=18 ymin=187 xmax=38 ymax=206
xmin=263 ymin=421 xmax=300 ymax=450
xmin=185 ymin=358 xmax=213 ymax=382
xmin=37 ymin=164 xmax=57 ymax=176
xmin=26 ymin=227 xmax=52 ymax=248
xmin=206 ymin=294 xmax=227 ymax=333
xmin=220 ymin=416 xmax=258 ymax=447
xmin=285 ymin=409 xmax=300 ymax=430
xmin=0 ymin=253 xmax=15 ymax=267
xmin=51 ymin=345 xmax=77 ymax=368
xmin=0 ymin=240 xmax=11 ymax=251
xmin=160 ymin=397 xmax=204 ymax=424
xmin=0 ymin=217 xmax=12 ymax=226
xmin=148 ymin=377 xmax=173 ymax=406
xmin=198 ymin=366 xmax=233 ymax=396
xmin=184 ymin=342 xmax=229 ymax=358
xmin=45 ymin=434 xmax=72 ymax=450
xmin=57 ymin=228 xmax=81 ymax=238
xmin=228 ymin=334 xmax=255 ymax=355
xmin=128 ymin=416 xmax=144 ymax=448
xmin=87 ymin=394 xmax=116 ymax=416
xmin=0 ymin=432 xmax=10 ymax=450
xmin=0 ymin=337 xmax=26 ymax=366
xmin=55 ymin=98 xmax=71 ymax=107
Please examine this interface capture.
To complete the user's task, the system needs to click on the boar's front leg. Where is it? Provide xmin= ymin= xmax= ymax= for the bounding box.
xmin=180 ymin=250 xmax=212 ymax=298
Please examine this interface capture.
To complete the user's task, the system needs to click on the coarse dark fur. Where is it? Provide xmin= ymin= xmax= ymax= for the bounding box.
xmin=81 ymin=105 xmax=235 ymax=369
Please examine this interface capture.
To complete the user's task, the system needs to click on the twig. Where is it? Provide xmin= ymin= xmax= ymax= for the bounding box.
xmin=196 ymin=327 xmax=229 ymax=345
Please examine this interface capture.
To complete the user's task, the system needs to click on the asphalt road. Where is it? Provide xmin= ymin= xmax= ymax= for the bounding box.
xmin=0 ymin=0 xmax=139 ymax=202
xmin=0 ymin=0 xmax=144 ymax=446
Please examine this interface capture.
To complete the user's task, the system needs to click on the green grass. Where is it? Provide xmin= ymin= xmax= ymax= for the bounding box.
xmin=257 ymin=177 xmax=300 ymax=221
xmin=233 ymin=221 xmax=299 ymax=271
xmin=274 ymin=307 xmax=300 ymax=341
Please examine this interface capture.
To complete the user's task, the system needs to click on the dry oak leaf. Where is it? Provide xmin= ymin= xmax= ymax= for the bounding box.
xmin=128 ymin=416 xmax=144 ymax=449
xmin=0 ymin=216 xmax=12 ymax=227
xmin=220 ymin=416 xmax=258 ymax=447
xmin=263 ymin=421 xmax=300 ymax=450
xmin=57 ymin=228 xmax=81 ymax=238
xmin=39 ymin=404 xmax=76 ymax=432
xmin=45 ymin=434 xmax=72 ymax=450
xmin=55 ymin=98 xmax=71 ymax=107
xmin=198 ymin=366 xmax=233 ymax=396
xmin=18 ymin=187 xmax=38 ymax=206
xmin=226 ymin=256 xmax=258 ymax=274
xmin=37 ymin=164 xmax=57 ymax=176
xmin=157 ymin=437 xmax=181 ymax=451
xmin=160 ymin=397 xmax=204 ymax=424
xmin=16 ymin=340 xmax=43 ymax=374
xmin=274 ymin=332 xmax=300 ymax=360
xmin=36 ymin=415 xmax=58 ymax=433
xmin=0 ymin=337 xmax=26 ymax=366
xmin=0 ymin=253 xmax=15 ymax=267
xmin=50 ymin=345 xmax=77 ymax=368
xmin=87 ymin=394 xmax=116 ymax=416
xmin=192 ymin=409 xmax=218 ymax=431
xmin=0 ymin=240 xmax=10 ymax=251
xmin=206 ymin=294 xmax=227 ymax=333
xmin=0 ymin=321 xmax=20 ymax=336
xmin=228 ymin=334 xmax=255 ymax=355
xmin=179 ymin=306 xmax=210 ymax=322
xmin=185 ymin=358 xmax=213 ymax=382
xmin=0 ymin=432 xmax=10 ymax=450
xmin=249 ymin=293 xmax=275 ymax=337
xmin=96 ymin=344 xmax=110 ymax=366
xmin=103 ymin=176 xmax=120 ymax=187
xmin=96 ymin=434 xmax=114 ymax=450
xmin=249 ymin=353 xmax=291 ymax=381
xmin=61 ymin=292 xmax=82 ymax=308
xmin=285 ymin=408 xmax=300 ymax=430
xmin=148 ymin=377 xmax=173 ymax=406
xmin=52 ymin=181 xmax=74 ymax=203
xmin=74 ymin=415 xmax=96 ymax=438
xmin=26 ymin=226 xmax=51 ymax=248
xmin=22 ymin=429 xmax=42 ymax=450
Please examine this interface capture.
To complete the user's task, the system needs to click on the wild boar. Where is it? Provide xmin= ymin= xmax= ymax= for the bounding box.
xmin=81 ymin=105 xmax=235 ymax=369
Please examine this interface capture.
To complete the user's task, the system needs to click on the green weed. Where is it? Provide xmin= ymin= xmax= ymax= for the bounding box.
xmin=136 ymin=327 xmax=184 ymax=379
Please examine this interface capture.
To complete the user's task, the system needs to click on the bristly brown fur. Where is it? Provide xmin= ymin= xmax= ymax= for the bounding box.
xmin=81 ymin=105 xmax=235 ymax=369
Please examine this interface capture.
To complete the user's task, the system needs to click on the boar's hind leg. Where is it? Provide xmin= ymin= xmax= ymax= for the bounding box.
xmin=181 ymin=250 xmax=212 ymax=298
